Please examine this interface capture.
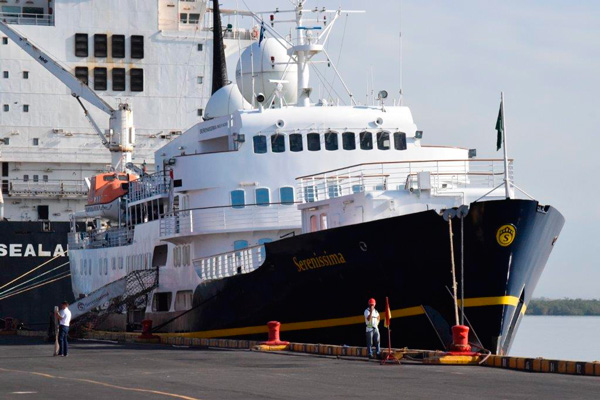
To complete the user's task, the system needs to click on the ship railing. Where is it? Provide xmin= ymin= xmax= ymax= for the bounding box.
xmin=8 ymin=179 xmax=88 ymax=198
xmin=68 ymin=227 xmax=134 ymax=250
xmin=192 ymin=244 xmax=265 ymax=281
xmin=128 ymin=172 xmax=171 ymax=203
xmin=0 ymin=12 xmax=54 ymax=26
xmin=296 ymin=159 xmax=513 ymax=202
xmin=160 ymin=203 xmax=300 ymax=238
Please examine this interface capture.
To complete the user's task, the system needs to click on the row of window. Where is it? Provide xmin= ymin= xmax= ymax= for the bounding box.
xmin=75 ymin=253 xmax=152 ymax=276
xmin=180 ymin=13 xmax=201 ymax=24
xmin=253 ymin=131 xmax=407 ymax=154
xmin=173 ymin=245 xmax=191 ymax=267
xmin=75 ymin=67 xmax=143 ymax=92
xmin=2 ymin=104 xmax=29 ymax=112
xmin=2 ymin=71 xmax=28 ymax=79
xmin=75 ymin=33 xmax=144 ymax=59
xmin=231 ymin=187 xmax=294 ymax=208
xmin=22 ymin=174 xmax=48 ymax=183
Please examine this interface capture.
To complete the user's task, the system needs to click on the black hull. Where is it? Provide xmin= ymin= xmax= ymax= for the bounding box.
xmin=0 ymin=221 xmax=74 ymax=327
xmin=187 ymin=199 xmax=563 ymax=354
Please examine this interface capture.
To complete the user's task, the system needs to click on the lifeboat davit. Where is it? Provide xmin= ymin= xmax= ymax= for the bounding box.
xmin=83 ymin=172 xmax=137 ymax=220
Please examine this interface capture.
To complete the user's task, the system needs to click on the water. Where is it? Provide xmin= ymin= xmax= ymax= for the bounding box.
xmin=509 ymin=315 xmax=600 ymax=362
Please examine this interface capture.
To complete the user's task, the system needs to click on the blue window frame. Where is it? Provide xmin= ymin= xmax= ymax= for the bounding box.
xmin=231 ymin=189 xmax=245 ymax=209
xmin=280 ymin=187 xmax=294 ymax=205
xmin=304 ymin=185 xmax=316 ymax=202
xmin=256 ymin=188 xmax=270 ymax=206
xmin=234 ymin=240 xmax=248 ymax=250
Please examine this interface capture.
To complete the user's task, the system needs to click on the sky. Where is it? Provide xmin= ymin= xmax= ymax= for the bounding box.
xmin=229 ymin=1 xmax=599 ymax=299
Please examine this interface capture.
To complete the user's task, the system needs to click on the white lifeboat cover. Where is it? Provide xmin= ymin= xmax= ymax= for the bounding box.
xmin=204 ymin=84 xmax=253 ymax=120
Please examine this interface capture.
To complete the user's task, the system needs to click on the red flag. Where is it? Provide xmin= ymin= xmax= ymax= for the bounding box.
xmin=384 ymin=296 xmax=392 ymax=328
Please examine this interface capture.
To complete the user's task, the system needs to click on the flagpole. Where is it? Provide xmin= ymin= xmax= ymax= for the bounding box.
xmin=501 ymin=92 xmax=511 ymax=199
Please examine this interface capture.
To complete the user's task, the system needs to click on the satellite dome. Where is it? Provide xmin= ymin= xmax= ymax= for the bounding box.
xmin=236 ymin=38 xmax=300 ymax=105
xmin=204 ymin=84 xmax=253 ymax=120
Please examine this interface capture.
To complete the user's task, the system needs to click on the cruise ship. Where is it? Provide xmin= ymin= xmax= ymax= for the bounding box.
xmin=63 ymin=0 xmax=564 ymax=354
xmin=0 ymin=0 xmax=252 ymax=326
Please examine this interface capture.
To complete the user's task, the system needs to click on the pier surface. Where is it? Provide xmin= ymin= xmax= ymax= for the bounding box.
xmin=0 ymin=336 xmax=597 ymax=399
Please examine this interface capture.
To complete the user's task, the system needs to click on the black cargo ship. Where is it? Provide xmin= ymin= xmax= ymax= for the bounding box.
xmin=0 ymin=221 xmax=74 ymax=328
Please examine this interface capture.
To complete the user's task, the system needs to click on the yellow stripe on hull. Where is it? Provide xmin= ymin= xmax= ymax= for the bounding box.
xmin=158 ymin=296 xmax=523 ymax=339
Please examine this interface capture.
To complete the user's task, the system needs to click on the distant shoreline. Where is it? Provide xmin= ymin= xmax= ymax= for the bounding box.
xmin=526 ymin=298 xmax=600 ymax=316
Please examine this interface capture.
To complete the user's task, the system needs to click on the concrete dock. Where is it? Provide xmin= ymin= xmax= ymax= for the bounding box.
xmin=0 ymin=336 xmax=597 ymax=399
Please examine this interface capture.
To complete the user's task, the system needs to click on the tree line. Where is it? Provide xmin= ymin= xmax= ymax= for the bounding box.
xmin=526 ymin=298 xmax=600 ymax=316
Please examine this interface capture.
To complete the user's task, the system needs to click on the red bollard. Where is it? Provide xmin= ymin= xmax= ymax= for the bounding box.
xmin=261 ymin=321 xmax=289 ymax=345
xmin=137 ymin=319 xmax=160 ymax=341
xmin=451 ymin=325 xmax=472 ymax=352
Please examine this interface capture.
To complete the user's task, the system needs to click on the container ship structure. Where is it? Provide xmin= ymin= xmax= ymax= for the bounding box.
xmin=4 ymin=0 xmax=564 ymax=355
xmin=0 ymin=0 xmax=253 ymax=326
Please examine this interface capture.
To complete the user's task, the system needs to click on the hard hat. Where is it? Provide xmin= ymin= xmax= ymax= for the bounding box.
xmin=368 ymin=298 xmax=376 ymax=306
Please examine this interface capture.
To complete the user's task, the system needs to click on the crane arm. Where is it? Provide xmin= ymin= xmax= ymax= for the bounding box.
xmin=74 ymin=96 xmax=109 ymax=148
xmin=0 ymin=19 xmax=115 ymax=115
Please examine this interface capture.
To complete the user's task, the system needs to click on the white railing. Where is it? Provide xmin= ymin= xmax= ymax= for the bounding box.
xmin=9 ymin=179 xmax=87 ymax=198
xmin=128 ymin=172 xmax=171 ymax=203
xmin=296 ymin=159 xmax=513 ymax=202
xmin=160 ymin=204 xmax=300 ymax=238
xmin=69 ymin=227 xmax=133 ymax=250
xmin=0 ymin=12 xmax=54 ymax=26
xmin=193 ymin=244 xmax=265 ymax=280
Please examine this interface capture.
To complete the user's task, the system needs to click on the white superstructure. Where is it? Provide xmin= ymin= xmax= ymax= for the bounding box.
xmin=0 ymin=0 xmax=253 ymax=221
xmin=66 ymin=1 xmax=514 ymax=332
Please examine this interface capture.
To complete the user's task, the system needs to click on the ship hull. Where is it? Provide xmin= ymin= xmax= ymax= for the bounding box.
xmin=183 ymin=199 xmax=563 ymax=354
xmin=0 ymin=221 xmax=74 ymax=328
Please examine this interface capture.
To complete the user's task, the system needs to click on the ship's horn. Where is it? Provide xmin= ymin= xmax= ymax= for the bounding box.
xmin=211 ymin=0 xmax=228 ymax=95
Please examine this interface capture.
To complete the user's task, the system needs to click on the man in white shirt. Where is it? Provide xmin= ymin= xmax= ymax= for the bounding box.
xmin=364 ymin=298 xmax=381 ymax=359
xmin=54 ymin=301 xmax=71 ymax=357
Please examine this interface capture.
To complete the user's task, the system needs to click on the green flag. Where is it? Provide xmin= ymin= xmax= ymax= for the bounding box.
xmin=495 ymin=101 xmax=503 ymax=151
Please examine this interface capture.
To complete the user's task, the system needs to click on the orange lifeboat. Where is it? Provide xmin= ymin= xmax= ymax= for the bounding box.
xmin=84 ymin=172 xmax=137 ymax=220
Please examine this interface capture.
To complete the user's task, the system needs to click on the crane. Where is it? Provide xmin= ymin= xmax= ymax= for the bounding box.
xmin=0 ymin=20 xmax=135 ymax=172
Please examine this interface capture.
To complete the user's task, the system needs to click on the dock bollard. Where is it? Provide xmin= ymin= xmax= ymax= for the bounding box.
xmin=261 ymin=321 xmax=289 ymax=345
xmin=136 ymin=319 xmax=160 ymax=343
xmin=451 ymin=325 xmax=471 ymax=352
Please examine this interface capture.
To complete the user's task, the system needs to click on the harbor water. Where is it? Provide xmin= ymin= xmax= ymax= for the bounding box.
xmin=509 ymin=315 xmax=600 ymax=362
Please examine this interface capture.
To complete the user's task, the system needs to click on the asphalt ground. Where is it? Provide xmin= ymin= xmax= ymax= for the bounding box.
xmin=0 ymin=335 xmax=598 ymax=400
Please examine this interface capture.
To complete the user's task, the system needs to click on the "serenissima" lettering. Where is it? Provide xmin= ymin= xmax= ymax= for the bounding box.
xmin=293 ymin=252 xmax=347 ymax=272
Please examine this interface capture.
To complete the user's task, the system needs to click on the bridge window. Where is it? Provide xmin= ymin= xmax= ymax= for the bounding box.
xmin=328 ymin=185 xmax=341 ymax=198
xmin=23 ymin=71 xmax=29 ymax=79
xmin=342 ymin=132 xmax=356 ymax=150
xmin=189 ymin=13 xmax=201 ymax=24
xmin=130 ymin=68 xmax=144 ymax=92
xmin=307 ymin=133 xmax=320 ymax=151
xmin=94 ymin=67 xmax=107 ymax=91
xmin=325 ymin=132 xmax=338 ymax=151
xmin=131 ymin=35 xmax=144 ymax=59
xmin=253 ymin=135 xmax=267 ymax=154
xmin=320 ymin=213 xmax=328 ymax=230
xmin=2 ymin=37 xmax=7 ymax=45
xmin=271 ymin=134 xmax=285 ymax=153
xmin=23 ymin=105 xmax=29 ymax=113
xmin=352 ymin=184 xmax=364 ymax=193
xmin=23 ymin=175 xmax=29 ymax=182
xmin=112 ymin=35 xmax=125 ymax=58
xmin=256 ymin=188 xmax=270 ymax=206
xmin=75 ymin=67 xmax=88 ymax=85
xmin=310 ymin=215 xmax=318 ymax=232
xmin=394 ymin=132 xmax=407 ymax=150
xmin=279 ymin=187 xmax=294 ymax=205
xmin=360 ymin=132 xmax=373 ymax=150
xmin=112 ymin=68 xmax=125 ymax=91
xmin=3 ymin=104 xmax=8 ymax=112
xmin=94 ymin=34 xmax=107 ymax=57
xmin=289 ymin=134 xmax=303 ymax=152
xmin=74 ymin=33 xmax=88 ymax=57
xmin=231 ymin=189 xmax=245 ymax=209
xmin=377 ymin=131 xmax=390 ymax=150
xmin=3 ymin=71 xmax=8 ymax=79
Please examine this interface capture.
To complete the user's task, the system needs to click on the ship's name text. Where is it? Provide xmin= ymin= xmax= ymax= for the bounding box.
xmin=293 ymin=252 xmax=346 ymax=272
xmin=0 ymin=244 xmax=67 ymax=258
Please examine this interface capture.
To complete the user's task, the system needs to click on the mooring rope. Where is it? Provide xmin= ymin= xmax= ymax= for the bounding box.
xmin=0 ymin=261 xmax=70 ymax=297
xmin=0 ymin=251 xmax=68 ymax=291
xmin=0 ymin=272 xmax=71 ymax=302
